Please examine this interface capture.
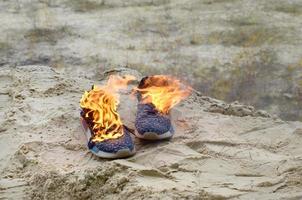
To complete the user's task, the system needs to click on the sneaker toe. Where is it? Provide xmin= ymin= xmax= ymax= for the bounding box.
xmin=135 ymin=104 xmax=173 ymax=135
xmin=88 ymin=127 xmax=134 ymax=155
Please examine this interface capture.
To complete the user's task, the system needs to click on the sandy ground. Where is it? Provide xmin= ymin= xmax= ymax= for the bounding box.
xmin=0 ymin=66 xmax=301 ymax=199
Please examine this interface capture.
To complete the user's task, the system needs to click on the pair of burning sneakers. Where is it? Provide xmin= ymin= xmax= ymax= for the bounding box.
xmin=81 ymin=77 xmax=175 ymax=159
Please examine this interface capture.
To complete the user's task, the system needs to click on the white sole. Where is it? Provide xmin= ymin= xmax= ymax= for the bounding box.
xmin=80 ymin=117 xmax=135 ymax=158
xmin=134 ymin=130 xmax=173 ymax=140
xmin=90 ymin=147 xmax=135 ymax=159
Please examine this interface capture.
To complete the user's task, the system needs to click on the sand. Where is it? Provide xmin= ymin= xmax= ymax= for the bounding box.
xmin=0 ymin=66 xmax=301 ymax=199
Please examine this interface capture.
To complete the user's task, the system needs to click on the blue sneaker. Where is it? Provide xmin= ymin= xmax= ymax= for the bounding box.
xmin=81 ymin=111 xmax=135 ymax=158
xmin=134 ymin=76 xmax=177 ymax=140
xmin=135 ymin=103 xmax=174 ymax=140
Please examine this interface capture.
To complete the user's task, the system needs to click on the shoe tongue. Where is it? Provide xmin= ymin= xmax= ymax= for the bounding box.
xmin=142 ymin=103 xmax=158 ymax=113
xmin=138 ymin=76 xmax=150 ymax=89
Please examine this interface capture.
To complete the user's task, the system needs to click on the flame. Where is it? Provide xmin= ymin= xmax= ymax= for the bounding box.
xmin=80 ymin=75 xmax=135 ymax=142
xmin=135 ymin=75 xmax=191 ymax=114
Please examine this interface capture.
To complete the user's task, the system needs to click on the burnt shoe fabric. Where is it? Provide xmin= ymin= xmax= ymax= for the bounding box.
xmin=135 ymin=103 xmax=174 ymax=140
xmin=81 ymin=116 xmax=135 ymax=159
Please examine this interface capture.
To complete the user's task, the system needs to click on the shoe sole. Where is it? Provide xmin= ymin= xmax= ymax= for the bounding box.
xmin=134 ymin=130 xmax=173 ymax=140
xmin=80 ymin=117 xmax=135 ymax=159
xmin=89 ymin=147 xmax=136 ymax=159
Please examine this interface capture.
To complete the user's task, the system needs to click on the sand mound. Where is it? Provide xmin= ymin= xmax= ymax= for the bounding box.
xmin=0 ymin=66 xmax=301 ymax=199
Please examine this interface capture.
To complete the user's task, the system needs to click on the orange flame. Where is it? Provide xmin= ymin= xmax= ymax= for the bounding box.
xmin=135 ymin=75 xmax=191 ymax=114
xmin=80 ymin=75 xmax=135 ymax=142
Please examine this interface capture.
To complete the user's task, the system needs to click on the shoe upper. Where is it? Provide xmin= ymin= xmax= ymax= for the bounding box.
xmin=135 ymin=103 xmax=174 ymax=135
xmin=87 ymin=126 xmax=134 ymax=154
xmin=135 ymin=76 xmax=174 ymax=136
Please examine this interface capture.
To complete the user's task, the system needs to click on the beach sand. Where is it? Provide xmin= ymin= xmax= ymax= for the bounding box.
xmin=0 ymin=66 xmax=301 ymax=199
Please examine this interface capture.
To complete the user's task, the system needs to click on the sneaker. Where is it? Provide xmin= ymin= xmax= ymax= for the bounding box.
xmin=80 ymin=76 xmax=136 ymax=158
xmin=80 ymin=113 xmax=135 ymax=158
xmin=134 ymin=76 xmax=191 ymax=140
